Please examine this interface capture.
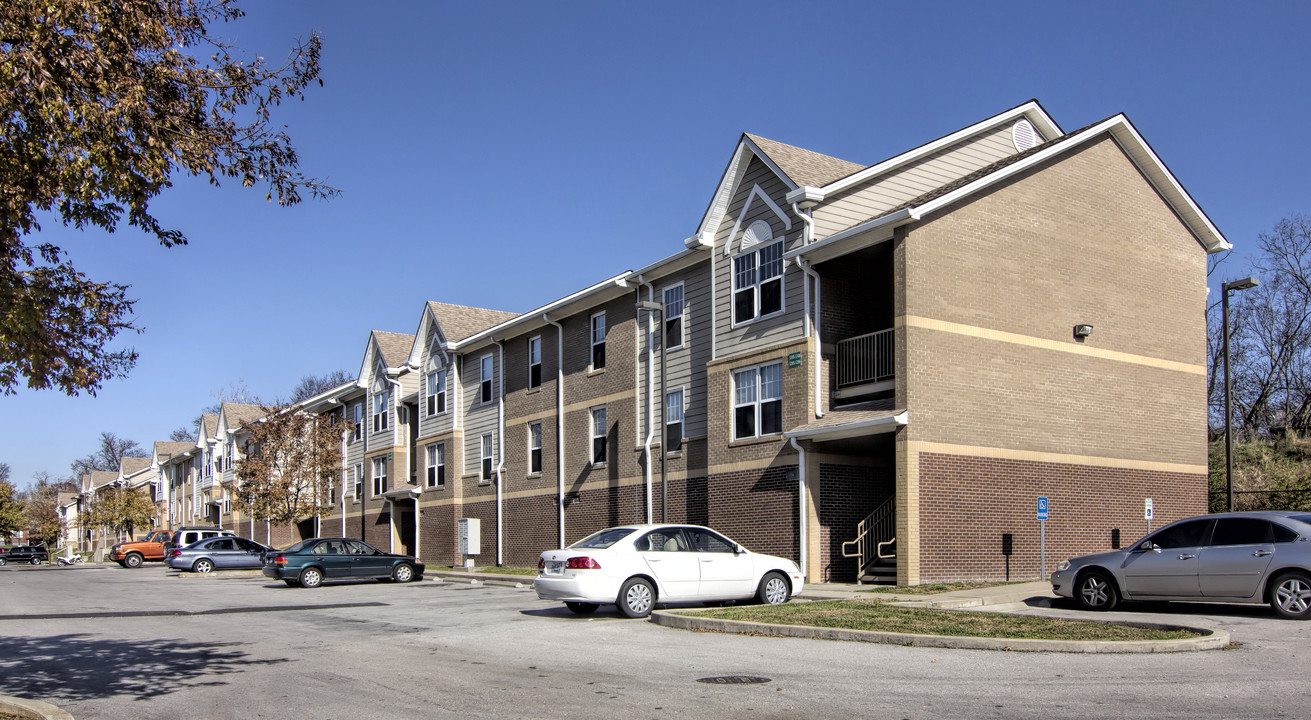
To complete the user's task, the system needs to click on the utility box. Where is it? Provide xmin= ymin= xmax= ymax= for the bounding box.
xmin=457 ymin=518 xmax=481 ymax=556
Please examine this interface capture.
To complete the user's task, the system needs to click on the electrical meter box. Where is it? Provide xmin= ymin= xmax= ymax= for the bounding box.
xmin=457 ymin=518 xmax=480 ymax=556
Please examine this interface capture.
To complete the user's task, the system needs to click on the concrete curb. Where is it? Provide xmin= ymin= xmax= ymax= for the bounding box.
xmin=430 ymin=570 xmax=533 ymax=589
xmin=649 ymin=608 xmax=1230 ymax=653
xmin=0 ymin=695 xmax=74 ymax=720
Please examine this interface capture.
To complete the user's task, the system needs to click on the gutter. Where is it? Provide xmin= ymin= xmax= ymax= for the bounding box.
xmin=637 ymin=275 xmax=655 ymax=524
xmin=542 ymin=313 xmax=566 ymax=549
xmin=789 ymin=437 xmax=808 ymax=579
xmin=493 ymin=337 xmax=506 ymax=566
xmin=785 ymin=411 xmax=910 ymax=441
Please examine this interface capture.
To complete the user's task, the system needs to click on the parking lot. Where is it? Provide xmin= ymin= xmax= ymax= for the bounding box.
xmin=2 ymin=564 xmax=1309 ymax=719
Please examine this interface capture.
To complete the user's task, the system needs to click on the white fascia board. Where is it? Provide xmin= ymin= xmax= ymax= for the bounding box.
xmin=818 ymin=101 xmax=1061 ymax=198
xmin=297 ymin=381 xmax=358 ymax=413
xmin=910 ymin=115 xmax=1229 ymax=253
xmin=631 ymin=246 xmax=707 ymax=281
xmin=452 ymin=271 xmax=634 ymax=351
xmin=693 ymin=137 xmax=798 ymax=251
xmin=740 ymin=136 xmax=800 ymax=192
xmin=785 ymin=411 xmax=909 ymax=441
xmin=785 ymin=208 xmax=917 ymax=263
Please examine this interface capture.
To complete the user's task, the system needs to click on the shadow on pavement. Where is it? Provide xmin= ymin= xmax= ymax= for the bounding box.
xmin=1044 ymin=596 xmax=1279 ymax=620
xmin=0 ymin=633 xmax=290 ymax=702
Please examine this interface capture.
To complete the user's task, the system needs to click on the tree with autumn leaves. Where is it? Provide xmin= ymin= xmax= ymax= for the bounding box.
xmin=232 ymin=405 xmax=340 ymax=537
xmin=82 ymin=484 xmax=156 ymax=541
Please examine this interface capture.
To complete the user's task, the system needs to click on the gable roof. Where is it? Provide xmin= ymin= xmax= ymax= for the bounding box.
xmin=199 ymin=413 xmax=219 ymax=441
xmin=427 ymin=302 xmax=519 ymax=344
xmin=89 ymin=470 xmax=118 ymax=489
xmin=119 ymin=457 xmax=150 ymax=476
xmin=153 ymin=441 xmax=194 ymax=463
xmin=372 ymin=330 xmax=416 ymax=368
xmin=220 ymin=402 xmax=267 ymax=430
xmin=744 ymin=133 xmax=865 ymax=188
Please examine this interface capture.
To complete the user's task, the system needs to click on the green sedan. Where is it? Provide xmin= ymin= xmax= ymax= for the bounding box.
xmin=263 ymin=537 xmax=424 ymax=588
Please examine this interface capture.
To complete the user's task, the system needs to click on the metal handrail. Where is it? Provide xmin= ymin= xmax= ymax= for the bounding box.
xmin=841 ymin=496 xmax=896 ymax=581
xmin=835 ymin=328 xmax=894 ymax=388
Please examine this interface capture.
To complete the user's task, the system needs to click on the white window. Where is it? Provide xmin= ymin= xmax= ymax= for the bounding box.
xmin=480 ymin=354 xmax=494 ymax=404
xmin=426 ymin=443 xmax=445 ymax=488
xmin=666 ymin=388 xmax=684 ymax=452
xmin=591 ymin=406 xmax=607 ymax=465
xmin=480 ymin=433 xmax=494 ymax=481
xmin=351 ymin=403 xmax=362 ymax=441
xmin=528 ymin=422 xmax=542 ymax=474
xmin=372 ymin=457 xmax=388 ymax=496
xmin=663 ymin=283 xmax=684 ymax=349
xmin=373 ymin=390 xmax=389 ymax=433
xmin=590 ymin=312 xmax=606 ymax=370
xmin=528 ymin=336 xmax=542 ymax=390
xmin=733 ymin=362 xmax=783 ymax=440
xmin=732 ymin=240 xmax=784 ymax=324
xmin=426 ymin=370 xmax=446 ymax=416
xmin=352 ymin=463 xmax=363 ymax=499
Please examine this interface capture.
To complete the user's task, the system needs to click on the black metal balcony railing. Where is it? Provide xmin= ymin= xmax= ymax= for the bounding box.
xmin=835 ymin=328 xmax=894 ymax=388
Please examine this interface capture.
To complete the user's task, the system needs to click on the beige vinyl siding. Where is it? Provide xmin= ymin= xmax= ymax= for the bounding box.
xmin=637 ymin=260 xmax=712 ymax=443
xmin=813 ymin=123 xmax=1022 ymax=238
xmin=417 ymin=359 xmax=454 ymax=440
xmin=461 ymin=351 xmax=499 ymax=476
xmin=713 ymin=155 xmax=807 ymax=357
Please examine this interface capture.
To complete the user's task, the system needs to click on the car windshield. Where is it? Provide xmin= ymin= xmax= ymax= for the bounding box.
xmin=568 ymin=528 xmax=637 ymax=550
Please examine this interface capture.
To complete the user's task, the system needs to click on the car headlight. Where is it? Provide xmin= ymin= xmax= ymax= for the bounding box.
xmin=1056 ymin=560 xmax=1070 ymax=572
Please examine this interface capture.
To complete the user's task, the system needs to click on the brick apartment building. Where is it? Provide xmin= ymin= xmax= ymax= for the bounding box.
xmin=156 ymin=100 xmax=1225 ymax=584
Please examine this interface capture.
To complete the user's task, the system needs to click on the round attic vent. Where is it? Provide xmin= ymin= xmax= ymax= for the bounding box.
xmin=1012 ymin=119 xmax=1037 ymax=152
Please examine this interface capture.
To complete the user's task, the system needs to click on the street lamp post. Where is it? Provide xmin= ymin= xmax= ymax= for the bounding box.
xmin=1222 ymin=276 xmax=1259 ymax=512
xmin=635 ymin=300 xmax=668 ymax=523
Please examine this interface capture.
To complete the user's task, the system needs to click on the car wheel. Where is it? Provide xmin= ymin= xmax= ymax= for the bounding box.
xmin=565 ymin=602 xmax=599 ymax=615
xmin=392 ymin=563 xmax=415 ymax=583
xmin=193 ymin=559 xmax=214 ymax=574
xmin=299 ymin=567 xmax=323 ymax=589
xmin=124 ymin=553 xmax=143 ymax=569
xmin=0 ymin=557 xmax=6 ymax=566
xmin=755 ymin=572 xmax=791 ymax=605
xmin=1269 ymin=571 xmax=1311 ymax=619
xmin=1075 ymin=569 xmax=1119 ymax=611
xmin=617 ymin=577 xmax=655 ymax=618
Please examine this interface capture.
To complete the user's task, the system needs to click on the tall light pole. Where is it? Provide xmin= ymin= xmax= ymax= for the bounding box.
xmin=1222 ymin=276 xmax=1259 ymax=512
xmin=636 ymin=300 xmax=668 ymax=523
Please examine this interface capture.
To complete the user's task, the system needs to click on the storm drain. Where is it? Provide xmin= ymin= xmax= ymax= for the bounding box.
xmin=696 ymin=676 xmax=771 ymax=685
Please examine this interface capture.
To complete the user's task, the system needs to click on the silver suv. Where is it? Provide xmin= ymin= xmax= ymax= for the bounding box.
xmin=1051 ymin=511 xmax=1311 ymax=619
xmin=169 ymin=526 xmax=236 ymax=549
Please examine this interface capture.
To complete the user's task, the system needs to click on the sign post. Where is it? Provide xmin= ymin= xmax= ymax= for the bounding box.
xmin=1145 ymin=498 xmax=1153 ymax=534
xmin=1037 ymin=496 xmax=1049 ymax=578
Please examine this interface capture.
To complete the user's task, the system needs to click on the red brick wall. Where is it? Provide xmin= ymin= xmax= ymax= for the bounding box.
xmin=818 ymin=464 xmax=894 ymax=582
xmin=917 ymin=452 xmax=1206 ymax=582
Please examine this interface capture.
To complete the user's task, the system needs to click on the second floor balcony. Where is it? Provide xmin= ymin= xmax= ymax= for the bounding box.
xmin=834 ymin=327 xmax=894 ymax=402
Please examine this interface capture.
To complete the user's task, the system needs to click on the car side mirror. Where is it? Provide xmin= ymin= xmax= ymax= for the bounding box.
xmin=735 ymin=544 xmax=745 ymax=555
xmin=1138 ymin=541 xmax=1160 ymax=553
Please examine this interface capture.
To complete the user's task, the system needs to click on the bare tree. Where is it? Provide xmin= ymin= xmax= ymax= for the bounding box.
xmin=289 ymin=370 xmax=353 ymax=403
xmin=69 ymin=433 xmax=147 ymax=479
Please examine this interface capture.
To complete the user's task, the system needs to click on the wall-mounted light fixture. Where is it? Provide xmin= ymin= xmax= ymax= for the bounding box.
xmin=1072 ymin=324 xmax=1094 ymax=340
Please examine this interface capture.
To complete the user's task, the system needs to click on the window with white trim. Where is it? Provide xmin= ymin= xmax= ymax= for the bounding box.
xmin=528 ymin=422 xmax=542 ymax=474
xmin=663 ymin=283 xmax=684 ymax=349
xmin=426 ymin=443 xmax=445 ymax=488
xmin=372 ymin=390 xmax=389 ymax=433
xmin=591 ymin=406 xmax=607 ymax=465
xmin=733 ymin=362 xmax=783 ymax=439
xmin=480 ymin=433 xmax=494 ymax=481
xmin=426 ymin=370 xmax=446 ymax=416
xmin=528 ymin=336 xmax=542 ymax=390
xmin=352 ymin=463 xmax=363 ymax=499
xmin=732 ymin=239 xmax=784 ymax=324
xmin=372 ymin=457 xmax=388 ymax=496
xmin=666 ymin=388 xmax=684 ymax=452
xmin=590 ymin=312 xmax=606 ymax=370
xmin=351 ymin=403 xmax=362 ymax=441
xmin=480 ymin=354 xmax=494 ymax=404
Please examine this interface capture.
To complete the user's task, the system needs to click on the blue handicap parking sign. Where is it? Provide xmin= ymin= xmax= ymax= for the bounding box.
xmin=1037 ymin=496 xmax=1049 ymax=520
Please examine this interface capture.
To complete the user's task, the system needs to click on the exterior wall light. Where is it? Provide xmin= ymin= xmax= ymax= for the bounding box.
xmin=1072 ymin=324 xmax=1094 ymax=340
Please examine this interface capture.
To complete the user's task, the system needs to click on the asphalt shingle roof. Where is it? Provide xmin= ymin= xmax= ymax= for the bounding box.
xmin=154 ymin=440 xmax=194 ymax=461
xmin=745 ymin=133 xmax=866 ymax=188
xmin=119 ymin=457 xmax=150 ymax=476
xmin=372 ymin=330 xmax=417 ymax=368
xmin=221 ymin=402 xmax=268 ymax=429
xmin=428 ymin=302 xmax=520 ymax=344
xmin=200 ymin=414 xmax=219 ymax=440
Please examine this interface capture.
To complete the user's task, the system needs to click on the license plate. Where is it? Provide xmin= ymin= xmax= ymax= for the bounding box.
xmin=546 ymin=561 xmax=564 ymax=575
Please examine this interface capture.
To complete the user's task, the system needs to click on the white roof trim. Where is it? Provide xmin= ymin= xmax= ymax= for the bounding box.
xmin=453 ymin=272 xmax=634 ymax=351
xmin=818 ymin=101 xmax=1062 ymax=198
xmin=724 ymin=185 xmax=793 ymax=256
xmin=785 ymin=411 xmax=909 ymax=441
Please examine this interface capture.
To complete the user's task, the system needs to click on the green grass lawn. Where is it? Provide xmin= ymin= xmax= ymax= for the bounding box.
xmin=692 ymin=600 xmax=1203 ymax=641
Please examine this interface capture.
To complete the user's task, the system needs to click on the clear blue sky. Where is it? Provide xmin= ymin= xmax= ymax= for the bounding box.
xmin=6 ymin=0 xmax=1308 ymax=489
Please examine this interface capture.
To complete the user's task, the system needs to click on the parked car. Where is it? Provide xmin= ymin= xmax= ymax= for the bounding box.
xmin=534 ymin=524 xmax=805 ymax=618
xmin=166 ymin=526 xmax=236 ymax=550
xmin=1051 ymin=511 xmax=1311 ymax=619
xmin=262 ymin=538 xmax=424 ymax=588
xmin=109 ymin=529 xmax=180 ymax=568
xmin=0 ymin=544 xmax=49 ymax=565
xmin=166 ymin=536 xmax=273 ymax=573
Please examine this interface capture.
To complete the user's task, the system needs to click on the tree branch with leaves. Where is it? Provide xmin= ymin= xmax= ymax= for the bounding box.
xmin=233 ymin=404 xmax=340 ymax=536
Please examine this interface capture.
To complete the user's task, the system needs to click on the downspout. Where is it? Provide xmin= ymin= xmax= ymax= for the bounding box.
xmin=637 ymin=275 xmax=655 ymax=524
xmin=385 ymin=373 xmax=404 ymax=553
xmin=543 ymin=313 xmax=566 ymax=548
xmin=793 ymin=201 xmax=823 ymax=419
xmin=493 ymin=337 xmax=506 ymax=566
xmin=789 ymin=437 xmax=809 ymax=580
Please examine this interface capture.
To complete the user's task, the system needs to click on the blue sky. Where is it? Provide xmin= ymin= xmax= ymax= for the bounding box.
xmin=6 ymin=0 xmax=1309 ymax=488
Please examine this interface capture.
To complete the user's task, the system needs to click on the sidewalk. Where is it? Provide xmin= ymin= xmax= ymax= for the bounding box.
xmin=803 ymin=579 xmax=1057 ymax=608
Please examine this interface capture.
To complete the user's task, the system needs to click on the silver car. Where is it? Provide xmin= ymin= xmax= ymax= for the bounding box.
xmin=166 ymin=536 xmax=272 ymax=573
xmin=1051 ymin=511 xmax=1311 ymax=619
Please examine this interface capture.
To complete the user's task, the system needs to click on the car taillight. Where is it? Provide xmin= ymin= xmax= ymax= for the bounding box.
xmin=272 ymin=555 xmax=287 ymax=565
xmin=538 ymin=557 xmax=545 ymax=569
xmin=168 ymin=550 xmax=181 ymax=558
xmin=565 ymin=556 xmax=601 ymax=570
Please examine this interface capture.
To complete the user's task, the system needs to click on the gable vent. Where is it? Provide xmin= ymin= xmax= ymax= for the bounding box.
xmin=1012 ymin=119 xmax=1037 ymax=152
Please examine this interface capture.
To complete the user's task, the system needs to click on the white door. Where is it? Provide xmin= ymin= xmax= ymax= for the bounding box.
xmin=686 ymin=528 xmax=755 ymax=599
xmin=636 ymin=529 xmax=700 ymax=599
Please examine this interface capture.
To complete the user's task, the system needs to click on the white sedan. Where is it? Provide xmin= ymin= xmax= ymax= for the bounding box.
xmin=534 ymin=524 xmax=805 ymax=617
